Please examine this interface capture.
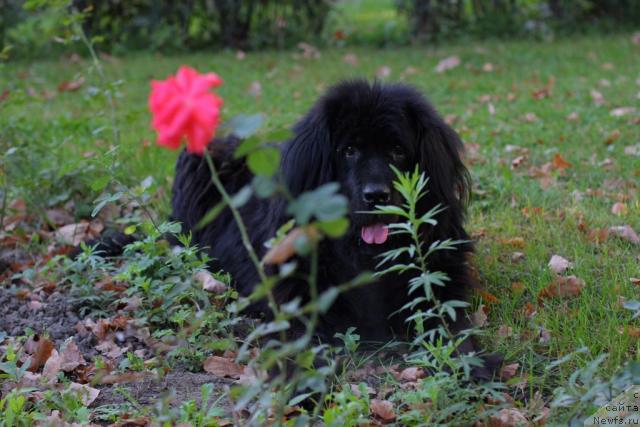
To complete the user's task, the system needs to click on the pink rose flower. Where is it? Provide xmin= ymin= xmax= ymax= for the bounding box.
xmin=149 ymin=66 xmax=223 ymax=155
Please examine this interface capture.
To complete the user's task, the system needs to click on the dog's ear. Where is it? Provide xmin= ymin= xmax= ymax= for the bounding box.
xmin=280 ymin=104 xmax=334 ymax=196
xmin=403 ymin=92 xmax=470 ymax=210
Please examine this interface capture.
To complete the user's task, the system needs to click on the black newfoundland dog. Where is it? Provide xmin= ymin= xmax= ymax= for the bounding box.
xmin=170 ymin=80 xmax=499 ymax=379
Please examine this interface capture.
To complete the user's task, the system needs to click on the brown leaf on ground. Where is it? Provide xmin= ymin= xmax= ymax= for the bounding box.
xmin=511 ymin=252 xmax=525 ymax=263
xmin=342 ymin=53 xmax=359 ymax=66
xmin=486 ymin=408 xmax=528 ymax=427
xmin=27 ymin=336 xmax=55 ymax=373
xmin=95 ymin=340 xmax=128 ymax=359
xmin=349 ymin=383 xmax=376 ymax=398
xmin=498 ymin=237 xmax=525 ymax=249
xmin=370 ymin=399 xmax=396 ymax=422
xmin=588 ymin=227 xmax=609 ymax=243
xmin=538 ymin=326 xmax=552 ymax=344
xmin=247 ymin=81 xmax=262 ymax=98
xmin=611 ymin=202 xmax=628 ymax=216
xmin=203 ymin=356 xmax=245 ymax=379
xmin=42 ymin=349 xmax=62 ymax=381
xmin=624 ymin=144 xmax=640 ymax=156
xmin=399 ymin=367 xmax=426 ymax=382
xmin=566 ymin=111 xmax=579 ymax=122
xmin=263 ymin=226 xmax=318 ymax=265
xmin=631 ymin=278 xmax=640 ymax=286
xmin=471 ymin=304 xmax=488 ymax=327
xmin=499 ymin=363 xmax=519 ymax=381
xmin=376 ymin=65 xmax=392 ymax=79
xmin=435 ymin=55 xmax=460 ymax=73
xmin=67 ymin=382 xmax=100 ymax=405
xmin=476 ymin=289 xmax=500 ymax=304
xmin=297 ymin=42 xmax=320 ymax=59
xmin=60 ymin=340 xmax=86 ymax=372
xmin=45 ymin=208 xmax=74 ymax=227
xmin=610 ymin=107 xmax=636 ymax=117
xmin=604 ymin=129 xmax=621 ymax=145
xmin=551 ymin=153 xmax=571 ymax=170
xmin=609 ymin=225 xmax=640 ymax=244
xmin=619 ymin=326 xmax=640 ymax=338
xmin=54 ymin=220 xmax=103 ymax=246
xmin=632 ymin=32 xmax=640 ymax=45
xmin=58 ymin=76 xmax=85 ymax=92
xmin=497 ymin=325 xmax=513 ymax=338
xmin=532 ymin=77 xmax=555 ymax=99
xmin=195 ymin=271 xmax=228 ymax=293
xmin=538 ymin=275 xmax=585 ymax=300
xmin=548 ymin=255 xmax=573 ymax=274
xmin=590 ymin=89 xmax=605 ymax=105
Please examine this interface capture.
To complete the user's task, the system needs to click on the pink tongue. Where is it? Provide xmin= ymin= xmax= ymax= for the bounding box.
xmin=361 ymin=223 xmax=389 ymax=245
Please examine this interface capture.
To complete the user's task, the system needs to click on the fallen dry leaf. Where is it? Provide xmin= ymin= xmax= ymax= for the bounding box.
xmin=610 ymin=107 xmax=636 ymax=117
xmin=631 ymin=278 xmax=640 ymax=286
xmin=60 ymin=340 xmax=86 ymax=372
xmin=195 ymin=271 xmax=227 ymax=293
xmin=590 ymin=89 xmax=605 ymax=105
xmin=497 ymin=325 xmax=513 ymax=338
xmin=370 ymin=399 xmax=396 ymax=422
xmin=45 ymin=208 xmax=74 ymax=227
xmin=471 ymin=304 xmax=488 ymax=327
xmin=297 ymin=42 xmax=320 ymax=59
xmin=67 ymin=382 xmax=100 ymax=405
xmin=538 ymin=326 xmax=551 ymax=344
xmin=27 ymin=336 xmax=55 ymax=373
xmin=42 ymin=349 xmax=62 ymax=381
xmin=263 ymin=226 xmax=318 ymax=265
xmin=95 ymin=339 xmax=128 ymax=359
xmin=499 ymin=237 xmax=525 ymax=249
xmin=604 ymin=129 xmax=621 ymax=145
xmin=620 ymin=326 xmax=640 ymax=338
xmin=435 ymin=55 xmax=460 ymax=73
xmin=247 ymin=81 xmax=262 ymax=98
xmin=58 ymin=76 xmax=85 ymax=92
xmin=203 ymin=356 xmax=245 ymax=379
xmin=633 ymin=32 xmax=640 ymax=45
xmin=54 ymin=220 xmax=103 ymax=246
xmin=566 ymin=111 xmax=580 ymax=122
xmin=538 ymin=275 xmax=585 ymax=300
xmin=551 ymin=153 xmax=571 ymax=170
xmin=499 ymin=363 xmax=519 ymax=381
xmin=398 ymin=367 xmax=426 ymax=382
xmin=511 ymin=252 xmax=525 ymax=262
xmin=624 ymin=144 xmax=640 ymax=156
xmin=611 ymin=202 xmax=628 ymax=216
xmin=609 ymin=225 xmax=639 ymax=244
xmin=548 ymin=255 xmax=573 ymax=274
xmin=485 ymin=408 xmax=528 ymax=427
xmin=349 ymin=383 xmax=375 ymax=398
xmin=376 ymin=65 xmax=391 ymax=79
xmin=343 ymin=53 xmax=358 ymax=66
xmin=524 ymin=112 xmax=538 ymax=122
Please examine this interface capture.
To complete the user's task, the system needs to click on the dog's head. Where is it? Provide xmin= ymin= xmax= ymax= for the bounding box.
xmin=281 ymin=80 xmax=470 ymax=248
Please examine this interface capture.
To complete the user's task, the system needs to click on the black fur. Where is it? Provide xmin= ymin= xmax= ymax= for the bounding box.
xmin=170 ymin=80 xmax=500 ymax=378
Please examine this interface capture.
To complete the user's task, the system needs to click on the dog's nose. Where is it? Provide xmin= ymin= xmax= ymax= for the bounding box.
xmin=363 ymin=184 xmax=391 ymax=205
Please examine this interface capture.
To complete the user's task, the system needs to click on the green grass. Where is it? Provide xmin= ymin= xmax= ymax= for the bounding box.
xmin=1 ymin=33 xmax=639 ymax=422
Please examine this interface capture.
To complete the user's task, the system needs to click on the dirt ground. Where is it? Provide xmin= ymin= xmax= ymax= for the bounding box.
xmin=0 ymin=281 xmax=234 ymax=417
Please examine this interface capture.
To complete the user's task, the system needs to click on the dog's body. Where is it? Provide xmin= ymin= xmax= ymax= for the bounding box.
xmin=171 ymin=80 xmax=497 ymax=376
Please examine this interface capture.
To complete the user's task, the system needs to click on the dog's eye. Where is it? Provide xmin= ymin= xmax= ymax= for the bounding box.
xmin=391 ymin=144 xmax=405 ymax=158
xmin=343 ymin=145 xmax=356 ymax=157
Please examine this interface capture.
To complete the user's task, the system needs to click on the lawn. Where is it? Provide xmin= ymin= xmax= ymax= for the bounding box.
xmin=1 ymin=33 xmax=639 ymax=425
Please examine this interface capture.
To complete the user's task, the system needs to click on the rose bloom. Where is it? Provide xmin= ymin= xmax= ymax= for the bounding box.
xmin=149 ymin=66 xmax=223 ymax=155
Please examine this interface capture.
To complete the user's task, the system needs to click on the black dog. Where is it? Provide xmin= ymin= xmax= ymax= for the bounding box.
xmin=170 ymin=80 xmax=499 ymax=378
